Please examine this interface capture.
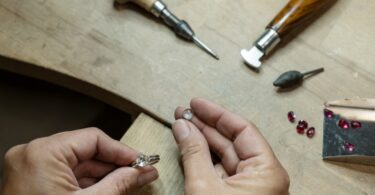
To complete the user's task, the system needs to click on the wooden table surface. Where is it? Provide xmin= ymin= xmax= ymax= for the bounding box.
xmin=121 ymin=114 xmax=184 ymax=195
xmin=1 ymin=0 xmax=375 ymax=194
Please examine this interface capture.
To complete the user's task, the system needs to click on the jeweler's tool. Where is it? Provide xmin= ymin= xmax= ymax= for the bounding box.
xmin=241 ymin=0 xmax=337 ymax=69
xmin=116 ymin=0 xmax=219 ymax=59
xmin=273 ymin=67 xmax=324 ymax=88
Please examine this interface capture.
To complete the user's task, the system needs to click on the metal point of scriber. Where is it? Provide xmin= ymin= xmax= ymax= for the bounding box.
xmin=147 ymin=0 xmax=220 ymax=60
xmin=192 ymin=36 xmax=219 ymax=60
xmin=116 ymin=0 xmax=220 ymax=60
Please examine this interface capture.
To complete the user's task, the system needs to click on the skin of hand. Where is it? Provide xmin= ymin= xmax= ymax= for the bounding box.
xmin=0 ymin=128 xmax=158 ymax=195
xmin=172 ymin=98 xmax=290 ymax=195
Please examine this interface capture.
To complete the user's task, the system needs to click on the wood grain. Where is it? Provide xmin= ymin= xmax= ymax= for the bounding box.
xmin=116 ymin=0 xmax=157 ymax=11
xmin=120 ymin=113 xmax=184 ymax=195
xmin=267 ymin=0 xmax=337 ymax=42
xmin=1 ymin=0 xmax=375 ymax=194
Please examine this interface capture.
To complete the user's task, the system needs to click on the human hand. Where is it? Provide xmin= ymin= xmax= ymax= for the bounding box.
xmin=1 ymin=128 xmax=158 ymax=195
xmin=172 ymin=98 xmax=289 ymax=195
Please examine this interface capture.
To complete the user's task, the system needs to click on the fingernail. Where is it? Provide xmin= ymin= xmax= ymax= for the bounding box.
xmin=137 ymin=169 xmax=158 ymax=186
xmin=172 ymin=119 xmax=190 ymax=143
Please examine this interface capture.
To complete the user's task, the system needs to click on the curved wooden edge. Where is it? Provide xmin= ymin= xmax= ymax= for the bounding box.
xmin=0 ymin=55 xmax=169 ymax=126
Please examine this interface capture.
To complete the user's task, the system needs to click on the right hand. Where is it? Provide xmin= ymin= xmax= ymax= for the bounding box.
xmin=172 ymin=98 xmax=289 ymax=195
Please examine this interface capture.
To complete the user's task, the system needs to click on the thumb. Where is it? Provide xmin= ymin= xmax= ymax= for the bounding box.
xmin=172 ymin=120 xmax=217 ymax=183
xmin=83 ymin=166 xmax=158 ymax=195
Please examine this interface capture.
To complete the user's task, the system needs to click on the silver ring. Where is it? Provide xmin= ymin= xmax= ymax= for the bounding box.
xmin=131 ymin=154 xmax=160 ymax=168
xmin=182 ymin=109 xmax=194 ymax=121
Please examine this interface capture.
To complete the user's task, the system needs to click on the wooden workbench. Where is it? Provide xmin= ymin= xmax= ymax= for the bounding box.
xmin=1 ymin=0 xmax=375 ymax=194
xmin=121 ymin=113 xmax=184 ymax=195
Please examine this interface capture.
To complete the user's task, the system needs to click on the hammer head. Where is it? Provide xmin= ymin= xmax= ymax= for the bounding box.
xmin=241 ymin=47 xmax=263 ymax=69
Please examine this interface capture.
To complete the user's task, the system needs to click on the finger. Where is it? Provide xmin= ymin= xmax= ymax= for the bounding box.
xmin=175 ymin=106 xmax=240 ymax=175
xmin=190 ymin=98 xmax=273 ymax=160
xmin=50 ymin=128 xmax=139 ymax=168
xmin=73 ymin=160 xmax=116 ymax=179
xmin=172 ymin=119 xmax=217 ymax=182
xmin=84 ymin=166 xmax=158 ymax=195
xmin=214 ymin=164 xmax=229 ymax=179
xmin=78 ymin=177 xmax=99 ymax=188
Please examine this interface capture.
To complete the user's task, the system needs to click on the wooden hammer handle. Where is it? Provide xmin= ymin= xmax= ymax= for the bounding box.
xmin=116 ymin=0 xmax=157 ymax=11
xmin=267 ymin=0 xmax=337 ymax=42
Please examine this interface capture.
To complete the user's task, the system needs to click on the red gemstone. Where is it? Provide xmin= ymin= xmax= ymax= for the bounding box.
xmin=306 ymin=127 xmax=315 ymax=138
xmin=351 ymin=121 xmax=362 ymax=129
xmin=296 ymin=120 xmax=308 ymax=134
xmin=338 ymin=119 xmax=350 ymax=129
xmin=287 ymin=111 xmax=296 ymax=123
xmin=343 ymin=142 xmax=355 ymax=152
xmin=298 ymin=120 xmax=308 ymax=129
xmin=324 ymin=109 xmax=334 ymax=118
xmin=296 ymin=126 xmax=305 ymax=134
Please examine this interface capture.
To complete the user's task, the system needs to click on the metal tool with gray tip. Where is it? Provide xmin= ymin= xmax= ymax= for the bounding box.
xmin=241 ymin=0 xmax=337 ymax=69
xmin=116 ymin=0 xmax=219 ymax=60
xmin=273 ymin=68 xmax=324 ymax=88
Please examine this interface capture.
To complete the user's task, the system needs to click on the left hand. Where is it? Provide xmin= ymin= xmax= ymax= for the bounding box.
xmin=1 ymin=128 xmax=159 ymax=195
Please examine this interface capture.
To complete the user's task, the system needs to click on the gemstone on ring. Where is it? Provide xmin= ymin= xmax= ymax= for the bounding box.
xmin=131 ymin=154 xmax=160 ymax=168
xmin=182 ymin=109 xmax=194 ymax=121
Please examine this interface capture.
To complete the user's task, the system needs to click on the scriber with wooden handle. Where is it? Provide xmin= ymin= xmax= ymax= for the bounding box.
xmin=241 ymin=0 xmax=337 ymax=69
xmin=116 ymin=0 xmax=219 ymax=59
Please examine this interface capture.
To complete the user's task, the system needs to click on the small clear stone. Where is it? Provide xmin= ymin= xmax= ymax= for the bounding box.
xmin=182 ymin=109 xmax=193 ymax=120
xmin=136 ymin=154 xmax=149 ymax=167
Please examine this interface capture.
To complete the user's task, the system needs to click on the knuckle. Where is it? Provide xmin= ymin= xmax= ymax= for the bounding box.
xmin=85 ymin=127 xmax=106 ymax=137
xmin=27 ymin=137 xmax=49 ymax=149
xmin=24 ymin=138 xmax=51 ymax=161
xmin=114 ymin=179 xmax=127 ymax=194
xmin=186 ymin=180 xmax=211 ymax=194
xmin=4 ymin=144 xmax=24 ymax=163
xmin=279 ymin=168 xmax=290 ymax=190
xmin=181 ymin=142 xmax=203 ymax=161
xmin=87 ymin=127 xmax=103 ymax=134
xmin=220 ymin=142 xmax=233 ymax=158
xmin=113 ymin=172 xmax=136 ymax=194
xmin=52 ymin=127 xmax=105 ymax=140
xmin=269 ymin=164 xmax=290 ymax=193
